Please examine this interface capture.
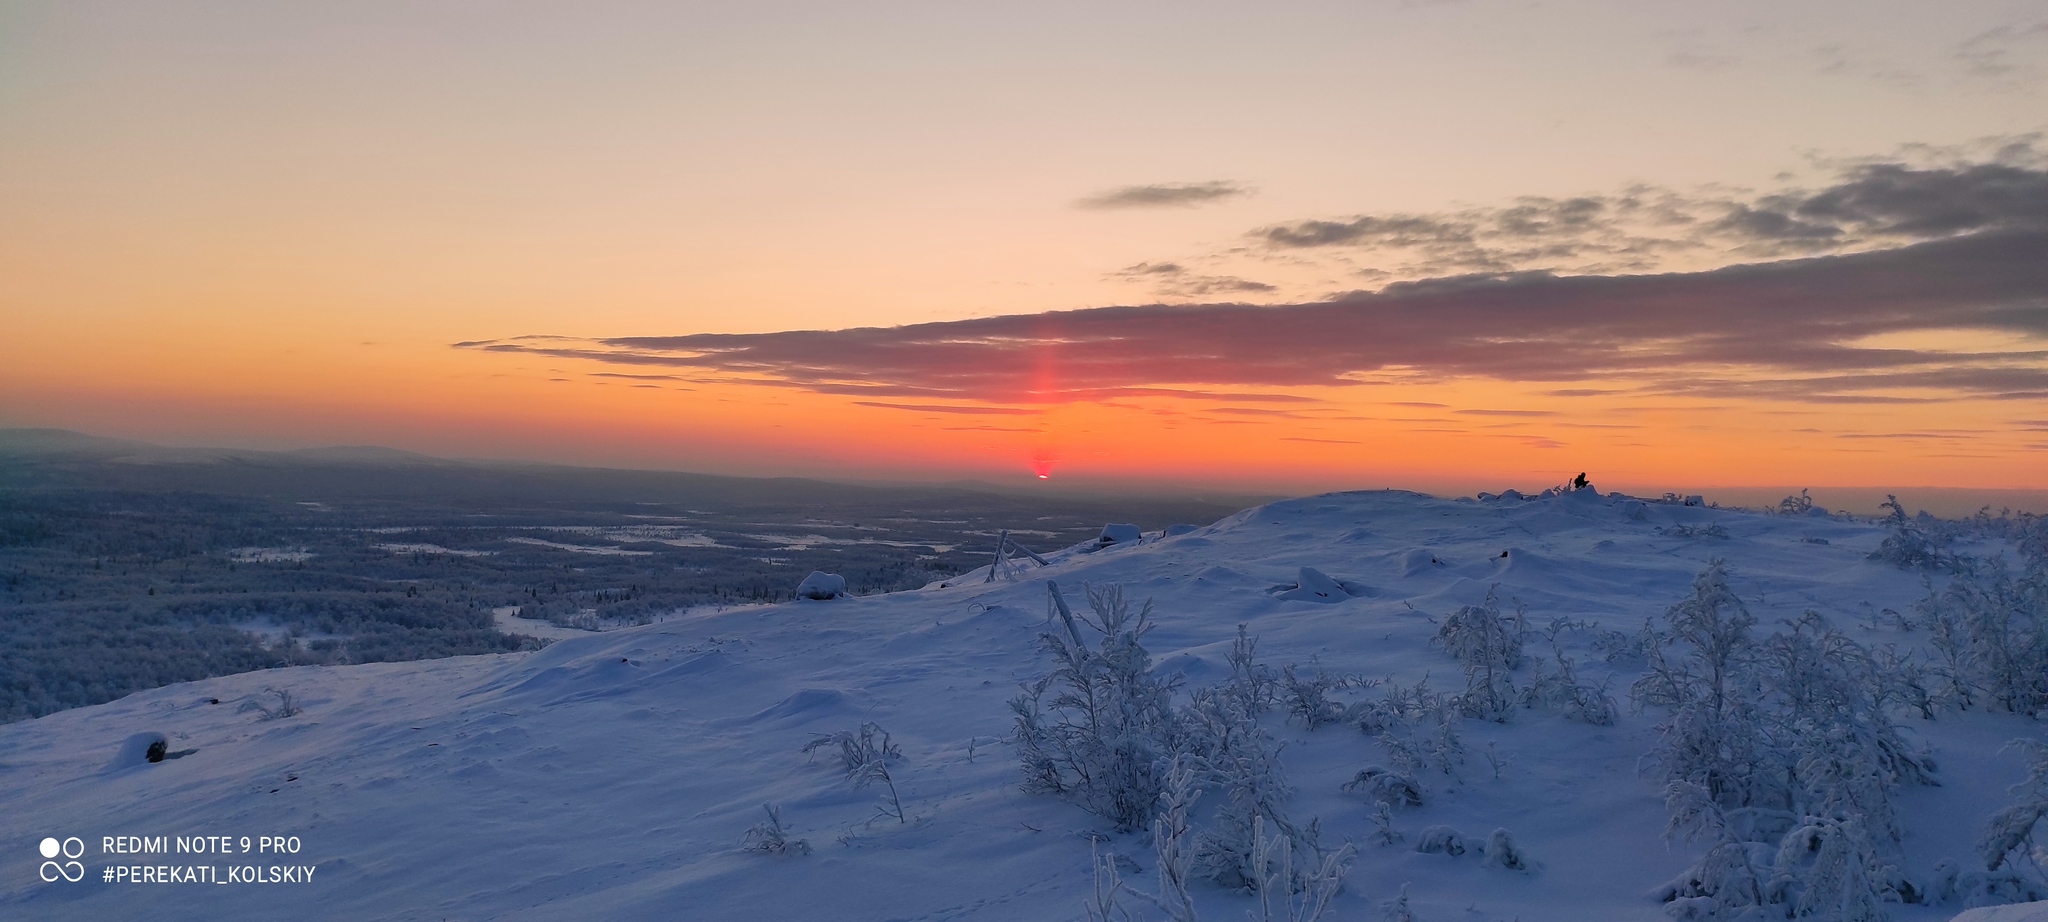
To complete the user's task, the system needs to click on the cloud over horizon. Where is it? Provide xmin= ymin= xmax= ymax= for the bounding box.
xmin=1241 ymin=144 xmax=2048 ymax=283
xmin=458 ymin=226 xmax=2048 ymax=408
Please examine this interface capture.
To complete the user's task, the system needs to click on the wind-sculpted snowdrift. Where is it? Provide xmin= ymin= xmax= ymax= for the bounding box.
xmin=2 ymin=489 xmax=2043 ymax=921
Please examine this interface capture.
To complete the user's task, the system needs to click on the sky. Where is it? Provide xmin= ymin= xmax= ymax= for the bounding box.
xmin=3 ymin=0 xmax=2046 ymax=496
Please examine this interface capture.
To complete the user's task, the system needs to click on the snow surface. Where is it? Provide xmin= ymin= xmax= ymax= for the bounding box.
xmin=1951 ymin=903 xmax=2048 ymax=922
xmin=2 ymin=489 xmax=2042 ymax=921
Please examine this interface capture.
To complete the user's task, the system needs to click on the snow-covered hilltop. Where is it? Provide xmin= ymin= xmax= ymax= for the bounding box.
xmin=4 ymin=489 xmax=2043 ymax=921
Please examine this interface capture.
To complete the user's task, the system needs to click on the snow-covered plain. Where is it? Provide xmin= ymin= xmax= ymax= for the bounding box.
xmin=3 ymin=489 xmax=2041 ymax=921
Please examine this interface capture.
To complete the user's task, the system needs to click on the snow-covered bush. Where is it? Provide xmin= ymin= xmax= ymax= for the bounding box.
xmin=1870 ymin=496 xmax=1965 ymax=572
xmin=1981 ymin=739 xmax=2048 ymax=890
xmin=1414 ymin=824 xmax=1467 ymax=856
xmin=1191 ymin=724 xmax=1317 ymax=891
xmin=1380 ymin=884 xmax=1416 ymax=922
xmin=1011 ymin=583 xmax=1183 ymax=831
xmin=237 ymin=687 xmax=301 ymax=721
xmin=1281 ymin=663 xmax=1349 ymax=730
xmin=1658 ymin=781 xmax=1772 ymax=914
xmin=1915 ymin=556 xmax=2048 ymax=717
xmin=1435 ymin=589 xmax=1524 ymax=722
xmin=1351 ymin=677 xmax=1464 ymax=789
xmin=1928 ymin=857 xmax=2046 ymax=907
xmin=1482 ymin=827 xmax=1533 ymax=872
xmin=1634 ymin=561 xmax=1771 ymax=809
xmin=1522 ymin=621 xmax=1618 ymax=725
xmin=1661 ymin=524 xmax=1732 ymax=540
xmin=740 ymin=803 xmax=811 ymax=856
xmin=803 ymin=720 xmax=901 ymax=775
xmin=1635 ymin=563 xmax=1947 ymax=919
xmin=1012 ymin=592 xmax=1344 ymax=904
xmin=1222 ymin=624 xmax=1280 ymax=719
xmin=1778 ymin=490 xmax=1817 ymax=516
xmin=1773 ymin=817 xmax=1897 ymax=920
xmin=1370 ymin=803 xmax=1403 ymax=846
xmin=1143 ymin=763 xmax=1202 ymax=922
xmin=1245 ymin=814 xmax=1354 ymax=922
xmin=804 ymin=721 xmax=908 ymax=824
xmin=1343 ymin=766 xmax=1424 ymax=808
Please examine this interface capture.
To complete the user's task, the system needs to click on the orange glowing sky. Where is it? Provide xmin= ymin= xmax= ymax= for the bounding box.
xmin=3 ymin=2 xmax=2046 ymax=496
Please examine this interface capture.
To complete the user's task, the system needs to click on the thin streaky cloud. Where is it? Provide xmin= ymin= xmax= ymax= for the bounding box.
xmin=1077 ymin=181 xmax=1252 ymax=210
xmin=851 ymin=401 xmax=1039 ymax=415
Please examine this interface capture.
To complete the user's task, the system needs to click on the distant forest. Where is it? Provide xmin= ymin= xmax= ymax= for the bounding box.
xmin=0 ymin=430 xmax=1255 ymax=723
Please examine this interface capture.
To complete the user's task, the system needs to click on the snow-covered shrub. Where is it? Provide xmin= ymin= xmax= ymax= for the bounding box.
xmin=1594 ymin=620 xmax=1662 ymax=663
xmin=1664 ymin=895 xmax=1720 ymax=920
xmin=1246 ymin=814 xmax=1354 ymax=922
xmin=1350 ymin=702 xmax=1392 ymax=736
xmin=1870 ymin=495 xmax=1966 ymax=572
xmin=1281 ymin=662 xmax=1349 ymax=730
xmin=1778 ymin=490 xmax=1817 ymax=516
xmin=1011 ymin=583 xmax=1183 ymax=832
xmin=1522 ymin=622 xmax=1618 ymax=725
xmin=1658 ymin=782 xmax=1772 ymax=914
xmin=1222 ymin=624 xmax=1280 ymax=719
xmin=1142 ymin=763 xmax=1202 ymax=922
xmin=1661 ymin=524 xmax=1731 ymax=540
xmin=1414 ymin=825 xmax=1468 ymax=857
xmin=1353 ymin=677 xmax=1464 ymax=789
xmin=1634 ymin=561 xmax=1771 ymax=808
xmin=1179 ymin=657 xmax=1328 ymax=892
xmin=1482 ymin=828 xmax=1532 ymax=872
xmin=1370 ymin=803 xmax=1403 ymax=846
xmin=1773 ymin=817 xmax=1898 ymax=920
xmin=1435 ymin=589 xmax=1524 ymax=722
xmin=1981 ymin=739 xmax=2048 ymax=887
xmin=1083 ymin=841 xmax=1140 ymax=922
xmin=1639 ymin=565 xmax=1941 ymax=920
xmin=1424 ymin=711 xmax=1466 ymax=776
xmin=1870 ymin=645 xmax=1938 ymax=721
xmin=1915 ymin=556 xmax=2048 ymax=717
xmin=1343 ymin=766 xmax=1424 ymax=808
xmin=1929 ymin=858 xmax=2046 ymax=907
xmin=1380 ymin=884 xmax=1416 ymax=922
xmin=740 ymin=803 xmax=811 ymax=856
xmin=1192 ymin=729 xmax=1316 ymax=891
xmin=237 ymin=687 xmax=301 ymax=720
xmin=803 ymin=721 xmax=901 ymax=775
xmin=805 ymin=721 xmax=907 ymax=824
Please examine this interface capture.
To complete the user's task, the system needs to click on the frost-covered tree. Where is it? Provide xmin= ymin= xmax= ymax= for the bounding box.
xmin=1915 ymin=555 xmax=2048 ymax=717
xmin=1640 ymin=565 xmax=1937 ymax=920
xmin=1635 ymin=561 xmax=1774 ymax=809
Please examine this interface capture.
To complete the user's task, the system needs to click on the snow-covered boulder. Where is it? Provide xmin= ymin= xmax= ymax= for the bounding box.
xmin=101 ymin=731 xmax=168 ymax=774
xmin=1950 ymin=903 xmax=2048 ymax=922
xmin=794 ymin=571 xmax=846 ymax=600
xmin=1096 ymin=523 xmax=1142 ymax=546
xmin=1162 ymin=523 xmax=1200 ymax=537
xmin=1272 ymin=566 xmax=1372 ymax=602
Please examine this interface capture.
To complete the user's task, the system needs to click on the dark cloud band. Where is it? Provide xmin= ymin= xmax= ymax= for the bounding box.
xmin=458 ymin=228 xmax=2048 ymax=407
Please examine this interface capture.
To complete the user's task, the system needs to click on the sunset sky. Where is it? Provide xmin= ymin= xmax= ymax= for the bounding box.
xmin=4 ymin=1 xmax=2046 ymax=495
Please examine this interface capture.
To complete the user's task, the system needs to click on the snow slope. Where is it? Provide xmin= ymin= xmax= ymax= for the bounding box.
xmin=3 ymin=489 xmax=2040 ymax=921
